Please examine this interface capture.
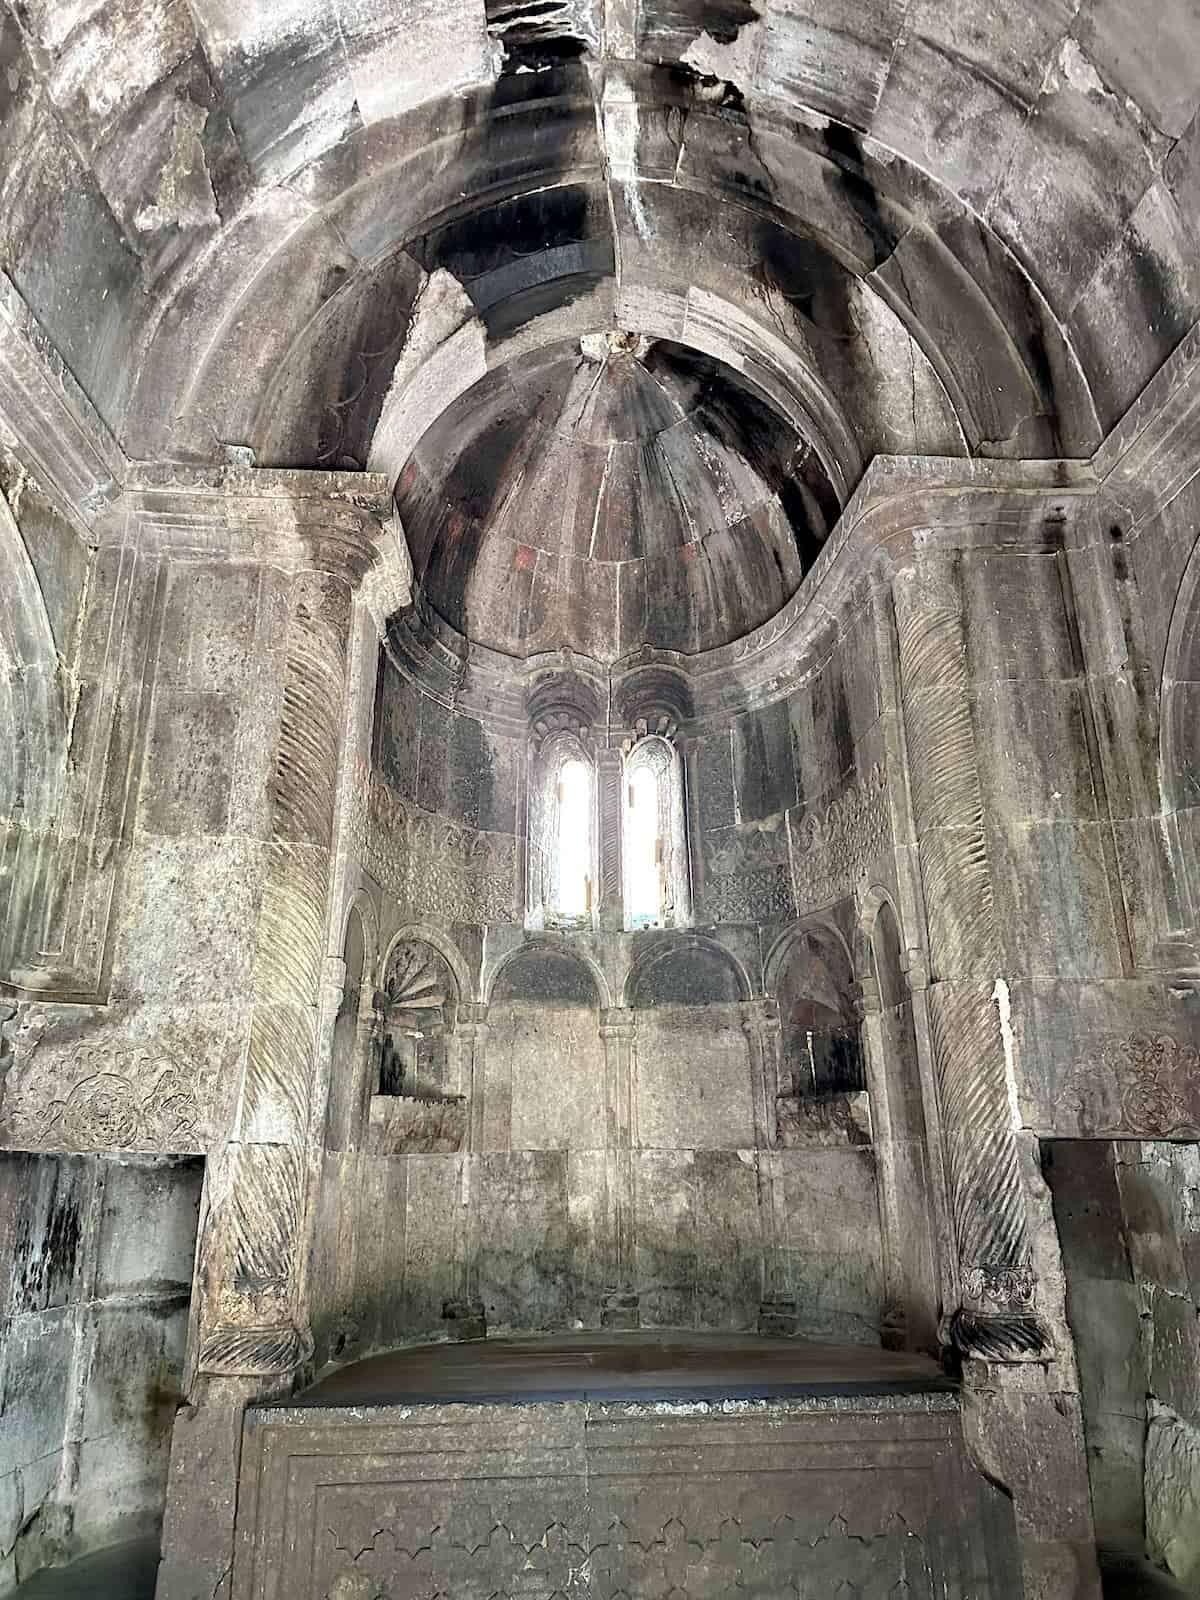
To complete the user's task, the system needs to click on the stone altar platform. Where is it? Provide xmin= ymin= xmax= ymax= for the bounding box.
xmin=232 ymin=1333 xmax=1023 ymax=1599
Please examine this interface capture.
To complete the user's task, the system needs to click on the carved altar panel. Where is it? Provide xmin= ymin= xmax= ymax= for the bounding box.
xmin=234 ymin=1393 xmax=1022 ymax=1600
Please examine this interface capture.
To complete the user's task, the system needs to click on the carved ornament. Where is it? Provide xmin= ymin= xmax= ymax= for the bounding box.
xmin=1062 ymin=1031 xmax=1200 ymax=1137
xmin=789 ymin=763 xmax=889 ymax=911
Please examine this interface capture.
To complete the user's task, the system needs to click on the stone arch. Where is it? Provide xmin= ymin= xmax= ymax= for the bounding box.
xmin=487 ymin=940 xmax=608 ymax=1009
xmin=1158 ymin=529 xmax=1200 ymax=935
xmin=624 ymin=934 xmax=750 ymax=1008
xmin=765 ymin=920 xmax=863 ymax=1096
xmin=378 ymin=921 xmax=473 ymax=1007
xmin=0 ymin=491 xmax=67 ymax=975
xmin=377 ymin=935 xmax=464 ymax=1098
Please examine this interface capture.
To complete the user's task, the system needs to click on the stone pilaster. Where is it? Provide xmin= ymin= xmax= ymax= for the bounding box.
xmin=741 ymin=999 xmax=795 ymax=1333
xmin=599 ymin=1006 xmax=638 ymax=1326
xmin=892 ymin=558 xmax=1044 ymax=1359
xmin=448 ymin=1002 xmax=489 ymax=1337
xmin=194 ymin=565 xmax=353 ymax=1380
xmin=596 ymin=746 xmax=625 ymax=933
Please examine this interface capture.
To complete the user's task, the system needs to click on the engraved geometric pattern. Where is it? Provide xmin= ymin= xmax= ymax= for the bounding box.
xmin=239 ymin=1401 xmax=1020 ymax=1600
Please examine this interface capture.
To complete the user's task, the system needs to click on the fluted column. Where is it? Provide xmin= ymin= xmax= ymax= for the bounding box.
xmin=195 ymin=567 xmax=353 ymax=1379
xmin=600 ymin=1006 xmax=638 ymax=1326
xmin=893 ymin=559 xmax=1043 ymax=1359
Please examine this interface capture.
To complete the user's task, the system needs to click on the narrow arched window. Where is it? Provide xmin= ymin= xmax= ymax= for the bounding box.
xmin=623 ymin=735 xmax=690 ymax=931
xmin=626 ymin=762 xmax=662 ymax=928
xmin=555 ymin=758 xmax=592 ymax=921
xmin=526 ymin=731 xmax=596 ymax=930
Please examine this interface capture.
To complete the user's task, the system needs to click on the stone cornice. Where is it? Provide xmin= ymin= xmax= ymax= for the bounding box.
xmin=120 ymin=463 xmax=394 ymax=581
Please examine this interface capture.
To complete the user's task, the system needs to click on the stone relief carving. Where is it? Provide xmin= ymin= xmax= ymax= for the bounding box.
xmin=788 ymin=763 xmax=889 ymax=911
xmin=702 ymin=825 xmax=795 ymax=923
xmin=3 ymin=1044 xmax=208 ymax=1152
xmin=364 ymin=776 xmax=518 ymax=924
xmin=1062 ymin=1032 xmax=1200 ymax=1137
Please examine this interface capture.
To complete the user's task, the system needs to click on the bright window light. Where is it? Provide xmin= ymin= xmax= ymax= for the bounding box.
xmin=626 ymin=763 xmax=662 ymax=927
xmin=556 ymin=758 xmax=591 ymax=918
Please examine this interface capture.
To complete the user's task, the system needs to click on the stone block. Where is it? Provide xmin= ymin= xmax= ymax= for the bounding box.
xmin=95 ymin=1156 xmax=203 ymax=1296
xmin=499 ymin=1001 xmax=606 ymax=1154
xmin=693 ymin=1149 xmax=760 ymax=1331
xmin=1118 ymin=1151 xmax=1190 ymax=1295
xmin=988 ymin=815 xmax=1124 ymax=980
xmin=112 ymin=835 xmax=265 ymax=1004
xmin=974 ymin=680 xmax=1099 ymax=822
xmin=1146 ymin=1405 xmax=1200 ymax=1593
xmin=1150 ymin=1288 xmax=1200 ymax=1428
xmin=633 ymin=1010 xmax=754 ymax=1152
xmin=633 ymin=1148 xmax=697 ymax=1329
xmin=477 ymin=1150 xmax=576 ymax=1333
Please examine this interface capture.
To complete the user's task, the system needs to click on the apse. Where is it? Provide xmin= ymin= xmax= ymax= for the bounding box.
xmin=1 ymin=3 xmax=1199 ymax=1599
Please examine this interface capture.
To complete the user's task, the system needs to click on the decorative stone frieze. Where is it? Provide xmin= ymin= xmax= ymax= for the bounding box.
xmin=701 ymin=825 xmax=795 ymax=923
xmin=1061 ymin=1032 xmax=1200 ymax=1138
xmin=363 ymin=776 xmax=519 ymax=925
xmin=788 ymin=763 xmax=890 ymax=912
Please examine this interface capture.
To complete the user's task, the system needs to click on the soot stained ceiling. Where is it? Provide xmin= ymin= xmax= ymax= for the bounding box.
xmin=397 ymin=334 xmax=839 ymax=659
xmin=1 ymin=0 xmax=1197 ymax=660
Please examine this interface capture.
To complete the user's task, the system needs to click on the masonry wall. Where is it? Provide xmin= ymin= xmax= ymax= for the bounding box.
xmin=1047 ymin=1139 xmax=1200 ymax=1595
xmin=0 ymin=1153 xmax=202 ymax=1593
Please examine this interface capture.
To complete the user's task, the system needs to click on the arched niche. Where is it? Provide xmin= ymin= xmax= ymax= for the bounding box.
xmin=768 ymin=924 xmax=864 ymax=1098
xmin=377 ymin=937 xmax=461 ymax=1098
xmin=1158 ymin=529 xmax=1200 ymax=946
xmin=625 ymin=938 xmax=747 ymax=1008
xmin=478 ymin=942 xmax=607 ymax=1330
xmin=626 ymin=937 xmax=756 ymax=1156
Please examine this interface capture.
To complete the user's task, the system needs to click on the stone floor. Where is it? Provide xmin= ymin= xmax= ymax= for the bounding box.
xmin=11 ymin=1537 xmax=158 ymax=1599
xmin=297 ymin=1327 xmax=952 ymax=1407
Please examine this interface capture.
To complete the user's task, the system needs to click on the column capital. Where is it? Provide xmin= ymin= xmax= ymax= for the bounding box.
xmin=119 ymin=463 xmax=396 ymax=588
xmin=600 ymin=1006 xmax=636 ymax=1038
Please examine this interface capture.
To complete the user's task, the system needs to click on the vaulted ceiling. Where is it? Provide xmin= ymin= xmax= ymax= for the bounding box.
xmin=2 ymin=0 xmax=1197 ymax=653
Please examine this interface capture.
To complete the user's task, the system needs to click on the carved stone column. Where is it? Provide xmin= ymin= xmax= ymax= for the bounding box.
xmin=599 ymin=1006 xmax=638 ymax=1326
xmin=194 ymin=566 xmax=354 ymax=1380
xmin=596 ymin=745 xmax=625 ymax=933
xmin=892 ymin=559 xmax=1044 ymax=1358
xmin=447 ymin=1002 xmax=488 ymax=1338
xmin=741 ymin=999 xmax=795 ymax=1333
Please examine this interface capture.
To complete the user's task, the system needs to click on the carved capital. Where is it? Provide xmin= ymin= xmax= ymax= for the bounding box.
xmin=197 ymin=1319 xmax=314 ymax=1379
xmin=600 ymin=1007 xmax=636 ymax=1040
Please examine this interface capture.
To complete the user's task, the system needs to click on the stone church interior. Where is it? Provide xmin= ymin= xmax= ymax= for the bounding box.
xmin=1 ymin=1 xmax=1199 ymax=1597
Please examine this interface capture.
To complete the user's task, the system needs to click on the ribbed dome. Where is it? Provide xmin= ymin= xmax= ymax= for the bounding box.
xmin=396 ymin=335 xmax=840 ymax=661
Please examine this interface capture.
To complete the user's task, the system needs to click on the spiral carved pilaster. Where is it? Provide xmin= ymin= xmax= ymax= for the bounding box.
xmin=893 ymin=564 xmax=1043 ymax=1359
xmin=198 ymin=575 xmax=348 ymax=1377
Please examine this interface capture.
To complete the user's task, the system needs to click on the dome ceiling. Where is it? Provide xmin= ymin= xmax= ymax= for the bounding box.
xmin=0 ymin=0 xmax=1195 ymax=663
xmin=397 ymin=334 xmax=839 ymax=658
